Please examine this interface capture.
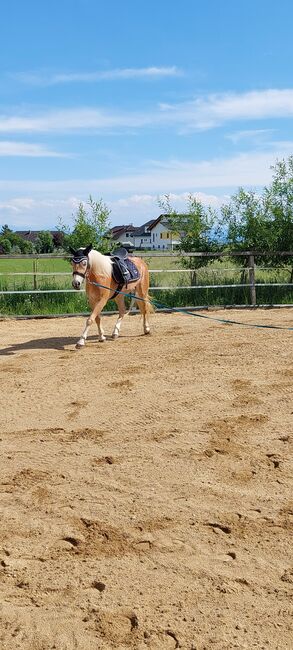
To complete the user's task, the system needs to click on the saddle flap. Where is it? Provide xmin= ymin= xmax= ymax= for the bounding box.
xmin=111 ymin=256 xmax=140 ymax=286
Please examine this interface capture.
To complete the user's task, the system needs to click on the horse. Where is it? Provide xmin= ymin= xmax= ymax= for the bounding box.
xmin=70 ymin=244 xmax=152 ymax=349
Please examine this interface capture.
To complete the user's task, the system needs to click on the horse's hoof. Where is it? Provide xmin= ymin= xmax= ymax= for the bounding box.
xmin=99 ymin=337 xmax=106 ymax=343
xmin=112 ymin=333 xmax=119 ymax=340
xmin=75 ymin=343 xmax=83 ymax=349
xmin=144 ymin=329 xmax=151 ymax=335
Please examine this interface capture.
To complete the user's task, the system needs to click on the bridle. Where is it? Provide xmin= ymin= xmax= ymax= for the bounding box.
xmin=72 ymin=255 xmax=90 ymax=280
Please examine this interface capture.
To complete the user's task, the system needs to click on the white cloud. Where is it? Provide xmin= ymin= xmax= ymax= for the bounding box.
xmin=0 ymin=146 xmax=290 ymax=230
xmin=0 ymin=148 xmax=289 ymax=198
xmin=0 ymin=89 xmax=292 ymax=134
xmin=163 ymin=89 xmax=293 ymax=131
xmin=14 ymin=66 xmax=182 ymax=85
xmin=0 ymin=192 xmax=229 ymax=229
xmin=225 ymin=129 xmax=276 ymax=144
xmin=0 ymin=196 xmax=81 ymax=229
xmin=0 ymin=141 xmax=69 ymax=157
xmin=0 ymin=108 xmax=153 ymax=133
xmin=115 ymin=194 xmax=155 ymax=207
xmin=113 ymin=191 xmax=226 ymax=211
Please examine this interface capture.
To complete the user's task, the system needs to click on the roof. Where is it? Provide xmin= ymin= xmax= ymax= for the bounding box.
xmin=146 ymin=215 xmax=173 ymax=231
xmin=15 ymin=230 xmax=59 ymax=242
xmin=136 ymin=219 xmax=156 ymax=235
xmin=110 ymin=224 xmax=136 ymax=239
xmin=110 ymin=219 xmax=156 ymax=239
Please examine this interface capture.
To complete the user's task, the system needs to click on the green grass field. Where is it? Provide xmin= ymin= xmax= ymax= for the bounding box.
xmin=0 ymin=254 xmax=292 ymax=316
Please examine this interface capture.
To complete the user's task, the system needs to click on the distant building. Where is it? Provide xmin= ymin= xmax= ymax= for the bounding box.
xmin=109 ymin=224 xmax=136 ymax=248
xmin=15 ymin=230 xmax=59 ymax=243
xmin=147 ymin=215 xmax=181 ymax=250
xmin=109 ymin=219 xmax=156 ymax=250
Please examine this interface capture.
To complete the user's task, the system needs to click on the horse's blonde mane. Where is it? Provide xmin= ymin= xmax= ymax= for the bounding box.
xmin=88 ymin=249 xmax=113 ymax=277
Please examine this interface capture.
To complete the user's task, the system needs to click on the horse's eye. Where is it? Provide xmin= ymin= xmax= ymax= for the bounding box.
xmin=82 ymin=260 xmax=87 ymax=266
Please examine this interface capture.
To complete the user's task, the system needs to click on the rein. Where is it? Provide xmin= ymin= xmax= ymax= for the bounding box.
xmin=85 ymin=277 xmax=293 ymax=332
xmin=71 ymin=253 xmax=293 ymax=332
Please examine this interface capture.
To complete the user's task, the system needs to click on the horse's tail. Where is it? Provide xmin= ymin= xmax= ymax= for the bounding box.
xmin=143 ymin=289 xmax=154 ymax=313
xmin=133 ymin=257 xmax=154 ymax=314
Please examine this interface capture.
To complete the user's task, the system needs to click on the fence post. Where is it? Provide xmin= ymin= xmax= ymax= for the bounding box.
xmin=33 ymin=258 xmax=38 ymax=290
xmin=248 ymin=253 xmax=256 ymax=305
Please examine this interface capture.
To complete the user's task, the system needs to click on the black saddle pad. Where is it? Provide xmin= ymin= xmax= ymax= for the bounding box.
xmin=111 ymin=256 xmax=140 ymax=286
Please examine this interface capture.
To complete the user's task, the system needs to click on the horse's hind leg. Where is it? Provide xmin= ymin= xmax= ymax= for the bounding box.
xmin=95 ymin=314 xmax=106 ymax=342
xmin=112 ymin=294 xmax=127 ymax=339
xmin=136 ymin=286 xmax=151 ymax=335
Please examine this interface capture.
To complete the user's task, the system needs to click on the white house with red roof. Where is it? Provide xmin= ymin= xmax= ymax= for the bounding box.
xmin=110 ymin=215 xmax=181 ymax=250
xmin=146 ymin=215 xmax=181 ymax=250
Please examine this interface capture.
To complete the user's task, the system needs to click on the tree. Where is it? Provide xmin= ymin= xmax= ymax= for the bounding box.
xmin=221 ymin=189 xmax=271 ymax=254
xmin=0 ymin=224 xmax=12 ymax=237
xmin=0 ymin=238 xmax=12 ymax=254
xmin=158 ymin=194 xmax=220 ymax=270
xmin=52 ymin=230 xmax=65 ymax=249
xmin=61 ymin=196 xmax=112 ymax=253
xmin=0 ymin=228 xmax=35 ymax=254
xmin=221 ymin=156 xmax=293 ymax=266
xmin=35 ymin=231 xmax=54 ymax=253
xmin=263 ymin=156 xmax=293 ymax=264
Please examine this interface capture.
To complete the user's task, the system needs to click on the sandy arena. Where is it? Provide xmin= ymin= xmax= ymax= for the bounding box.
xmin=0 ymin=309 xmax=292 ymax=649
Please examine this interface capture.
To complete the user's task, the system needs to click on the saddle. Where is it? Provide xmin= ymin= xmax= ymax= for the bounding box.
xmin=110 ymin=248 xmax=140 ymax=298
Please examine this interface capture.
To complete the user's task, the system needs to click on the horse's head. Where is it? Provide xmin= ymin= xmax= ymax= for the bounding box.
xmin=70 ymin=244 xmax=92 ymax=290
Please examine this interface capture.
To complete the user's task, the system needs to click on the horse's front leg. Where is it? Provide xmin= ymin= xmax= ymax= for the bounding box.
xmin=76 ymin=297 xmax=108 ymax=349
xmin=76 ymin=317 xmax=91 ymax=349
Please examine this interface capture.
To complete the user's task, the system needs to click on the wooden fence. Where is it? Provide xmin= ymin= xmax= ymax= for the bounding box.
xmin=0 ymin=251 xmax=292 ymax=315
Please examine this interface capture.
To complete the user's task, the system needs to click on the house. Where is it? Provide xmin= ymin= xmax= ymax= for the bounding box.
xmin=15 ymin=230 xmax=59 ymax=243
xmin=110 ymin=219 xmax=156 ymax=250
xmin=146 ymin=215 xmax=181 ymax=250
xmin=109 ymin=224 xmax=136 ymax=248
xmin=132 ymin=219 xmax=156 ymax=249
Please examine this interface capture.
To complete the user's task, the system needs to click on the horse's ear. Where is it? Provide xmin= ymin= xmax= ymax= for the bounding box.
xmin=69 ymin=246 xmax=76 ymax=255
xmin=84 ymin=244 xmax=92 ymax=255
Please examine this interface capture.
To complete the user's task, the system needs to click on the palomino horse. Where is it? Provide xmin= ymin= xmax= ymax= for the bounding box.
xmin=70 ymin=245 xmax=152 ymax=348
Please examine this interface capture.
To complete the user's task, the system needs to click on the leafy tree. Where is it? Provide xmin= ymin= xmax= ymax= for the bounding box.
xmin=221 ymin=189 xmax=271 ymax=255
xmin=158 ymin=194 xmax=220 ymax=270
xmin=263 ymin=156 xmax=293 ymax=264
xmin=0 ymin=224 xmax=12 ymax=237
xmin=0 ymin=237 xmax=12 ymax=253
xmin=52 ymin=230 xmax=65 ymax=249
xmin=221 ymin=156 xmax=293 ymax=266
xmin=0 ymin=228 xmax=35 ymax=254
xmin=60 ymin=196 xmax=112 ymax=253
xmin=21 ymin=239 xmax=35 ymax=254
xmin=35 ymin=231 xmax=54 ymax=253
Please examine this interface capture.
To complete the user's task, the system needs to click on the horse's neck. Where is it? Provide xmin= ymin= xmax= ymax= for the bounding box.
xmin=89 ymin=250 xmax=112 ymax=277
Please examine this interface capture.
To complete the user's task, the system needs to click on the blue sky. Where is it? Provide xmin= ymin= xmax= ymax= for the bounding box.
xmin=0 ymin=0 xmax=292 ymax=230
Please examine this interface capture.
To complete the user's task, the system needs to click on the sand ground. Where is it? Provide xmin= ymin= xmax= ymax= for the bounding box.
xmin=0 ymin=309 xmax=292 ymax=649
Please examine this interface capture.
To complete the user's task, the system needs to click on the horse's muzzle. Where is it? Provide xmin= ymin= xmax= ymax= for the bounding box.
xmin=72 ymin=279 xmax=82 ymax=290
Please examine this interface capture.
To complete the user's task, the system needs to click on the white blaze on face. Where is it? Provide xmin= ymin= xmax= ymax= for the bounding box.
xmin=72 ymin=259 xmax=87 ymax=289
